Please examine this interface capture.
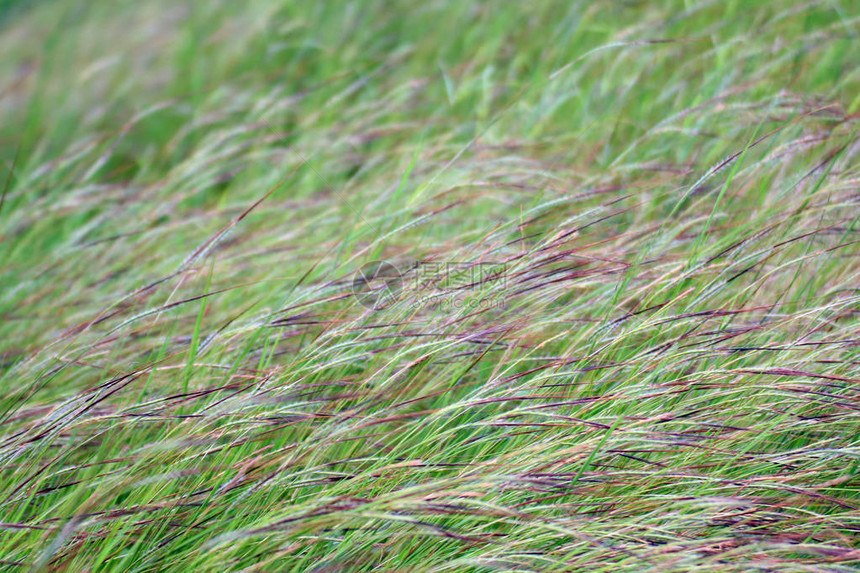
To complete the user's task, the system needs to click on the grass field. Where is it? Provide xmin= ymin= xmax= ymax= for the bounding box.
xmin=1 ymin=0 xmax=859 ymax=571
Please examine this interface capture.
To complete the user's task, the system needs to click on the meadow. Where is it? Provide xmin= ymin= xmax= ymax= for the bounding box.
xmin=0 ymin=1 xmax=858 ymax=570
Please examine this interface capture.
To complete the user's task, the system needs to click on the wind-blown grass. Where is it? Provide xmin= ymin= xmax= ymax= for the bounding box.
xmin=0 ymin=0 xmax=858 ymax=571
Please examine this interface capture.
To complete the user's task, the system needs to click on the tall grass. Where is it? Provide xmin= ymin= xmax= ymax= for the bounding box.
xmin=0 ymin=0 xmax=858 ymax=570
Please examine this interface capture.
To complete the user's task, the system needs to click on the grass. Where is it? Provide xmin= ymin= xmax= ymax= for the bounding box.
xmin=0 ymin=0 xmax=859 ymax=570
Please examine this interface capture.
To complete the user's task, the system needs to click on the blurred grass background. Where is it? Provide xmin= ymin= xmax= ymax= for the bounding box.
xmin=0 ymin=1 xmax=858 ymax=571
